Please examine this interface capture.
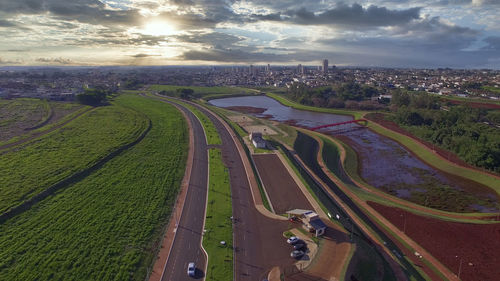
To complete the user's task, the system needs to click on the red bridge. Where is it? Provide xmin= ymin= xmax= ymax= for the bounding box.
xmin=310 ymin=119 xmax=368 ymax=131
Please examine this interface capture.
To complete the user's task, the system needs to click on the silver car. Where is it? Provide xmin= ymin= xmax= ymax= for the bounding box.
xmin=187 ymin=262 xmax=195 ymax=277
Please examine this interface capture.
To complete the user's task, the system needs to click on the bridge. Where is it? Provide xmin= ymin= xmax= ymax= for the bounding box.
xmin=310 ymin=119 xmax=368 ymax=131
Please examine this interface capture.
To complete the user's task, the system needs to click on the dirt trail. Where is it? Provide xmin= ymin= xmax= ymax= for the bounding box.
xmin=308 ymin=131 xmax=459 ymax=281
xmin=0 ymin=107 xmax=95 ymax=152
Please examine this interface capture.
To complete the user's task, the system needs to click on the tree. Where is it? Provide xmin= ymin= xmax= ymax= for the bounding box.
xmin=176 ymin=88 xmax=194 ymax=99
xmin=76 ymin=88 xmax=108 ymax=106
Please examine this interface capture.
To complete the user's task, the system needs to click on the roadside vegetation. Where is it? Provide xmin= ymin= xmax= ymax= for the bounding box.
xmin=0 ymin=104 xmax=148 ymax=214
xmin=203 ymin=148 xmax=233 ymax=281
xmin=150 ymin=84 xmax=254 ymax=100
xmin=152 ymin=93 xmax=222 ymax=145
xmin=0 ymin=94 xmax=189 ymax=281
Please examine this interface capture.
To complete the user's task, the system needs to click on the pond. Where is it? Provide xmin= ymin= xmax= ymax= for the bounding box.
xmin=210 ymin=95 xmax=499 ymax=213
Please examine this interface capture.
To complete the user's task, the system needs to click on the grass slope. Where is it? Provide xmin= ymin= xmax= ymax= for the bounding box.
xmin=266 ymin=92 xmax=366 ymax=119
xmin=0 ymin=104 xmax=147 ymax=214
xmin=204 ymin=148 xmax=233 ymax=281
xmin=0 ymin=94 xmax=188 ymax=281
xmin=149 ymin=85 xmax=253 ymax=100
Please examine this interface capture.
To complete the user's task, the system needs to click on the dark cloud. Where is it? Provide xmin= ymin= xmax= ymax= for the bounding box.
xmin=130 ymin=53 xmax=161 ymax=58
xmin=0 ymin=19 xmax=17 ymax=27
xmin=174 ymin=32 xmax=244 ymax=47
xmin=483 ymin=36 xmax=500 ymax=50
xmin=252 ymin=3 xmax=421 ymax=27
xmin=0 ymin=19 xmax=30 ymax=30
xmin=0 ymin=0 xmax=142 ymax=26
xmin=36 ymin=57 xmax=74 ymax=64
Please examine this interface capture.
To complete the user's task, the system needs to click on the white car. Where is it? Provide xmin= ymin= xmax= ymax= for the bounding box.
xmin=187 ymin=262 xmax=196 ymax=277
xmin=287 ymin=236 xmax=299 ymax=244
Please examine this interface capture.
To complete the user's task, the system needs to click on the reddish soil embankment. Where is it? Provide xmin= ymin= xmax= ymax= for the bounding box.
xmin=225 ymin=106 xmax=267 ymax=114
xmin=365 ymin=113 xmax=500 ymax=178
xmin=368 ymin=201 xmax=500 ymax=281
xmin=444 ymin=99 xmax=500 ymax=110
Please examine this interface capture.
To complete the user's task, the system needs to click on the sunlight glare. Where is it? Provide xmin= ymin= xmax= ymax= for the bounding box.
xmin=142 ymin=21 xmax=177 ymax=36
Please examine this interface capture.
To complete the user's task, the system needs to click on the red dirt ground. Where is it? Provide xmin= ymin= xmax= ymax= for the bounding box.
xmin=368 ymin=201 xmax=500 ymax=281
xmin=253 ymin=153 xmax=313 ymax=214
xmin=443 ymin=99 xmax=500 ymax=110
xmin=365 ymin=113 xmax=500 ymax=179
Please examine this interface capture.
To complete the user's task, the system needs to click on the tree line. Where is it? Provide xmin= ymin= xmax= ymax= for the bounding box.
xmin=286 ymin=82 xmax=385 ymax=110
xmin=390 ymin=91 xmax=500 ymax=172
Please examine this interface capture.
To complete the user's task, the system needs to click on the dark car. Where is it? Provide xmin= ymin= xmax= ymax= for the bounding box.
xmin=291 ymin=250 xmax=305 ymax=259
xmin=293 ymin=243 xmax=305 ymax=250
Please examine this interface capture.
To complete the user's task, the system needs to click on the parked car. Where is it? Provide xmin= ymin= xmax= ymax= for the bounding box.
xmin=293 ymin=243 xmax=305 ymax=250
xmin=290 ymin=250 xmax=305 ymax=259
xmin=289 ymin=216 xmax=301 ymax=223
xmin=287 ymin=236 xmax=299 ymax=244
xmin=187 ymin=262 xmax=196 ymax=277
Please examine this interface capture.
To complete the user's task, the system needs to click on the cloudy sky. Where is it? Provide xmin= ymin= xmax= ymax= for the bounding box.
xmin=0 ymin=0 xmax=499 ymax=68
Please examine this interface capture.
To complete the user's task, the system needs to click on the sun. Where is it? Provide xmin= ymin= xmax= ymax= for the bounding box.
xmin=142 ymin=21 xmax=177 ymax=36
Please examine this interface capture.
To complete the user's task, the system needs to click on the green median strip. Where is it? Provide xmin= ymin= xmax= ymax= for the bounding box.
xmin=204 ymin=148 xmax=233 ymax=281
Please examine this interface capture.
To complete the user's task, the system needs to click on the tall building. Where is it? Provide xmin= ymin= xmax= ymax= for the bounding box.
xmin=323 ymin=59 xmax=328 ymax=74
xmin=297 ymin=64 xmax=304 ymax=75
xmin=266 ymin=63 xmax=271 ymax=73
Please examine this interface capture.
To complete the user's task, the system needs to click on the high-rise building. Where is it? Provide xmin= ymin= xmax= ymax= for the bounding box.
xmin=266 ymin=63 xmax=271 ymax=73
xmin=297 ymin=64 xmax=303 ymax=75
xmin=323 ymin=59 xmax=328 ymax=74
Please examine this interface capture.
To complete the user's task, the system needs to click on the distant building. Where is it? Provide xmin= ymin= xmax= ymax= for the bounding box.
xmin=322 ymin=59 xmax=328 ymax=74
xmin=250 ymin=132 xmax=266 ymax=149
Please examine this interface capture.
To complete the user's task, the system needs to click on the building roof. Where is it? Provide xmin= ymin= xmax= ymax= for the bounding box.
xmin=310 ymin=219 xmax=327 ymax=230
xmin=286 ymin=209 xmax=313 ymax=216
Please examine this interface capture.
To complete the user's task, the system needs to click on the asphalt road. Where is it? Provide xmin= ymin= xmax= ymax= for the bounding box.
xmin=159 ymin=100 xmax=208 ymax=281
xmin=196 ymin=105 xmax=294 ymax=281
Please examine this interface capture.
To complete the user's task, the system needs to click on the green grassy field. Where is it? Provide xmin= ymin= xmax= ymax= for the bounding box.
xmin=482 ymin=86 xmax=500 ymax=94
xmin=0 ymin=98 xmax=51 ymax=140
xmin=0 ymin=101 xmax=88 ymax=147
xmin=266 ymin=93 xmax=367 ymax=119
xmin=204 ymin=148 xmax=233 ymax=281
xmin=0 ymin=94 xmax=189 ymax=281
xmin=149 ymin=85 xmax=254 ymax=100
xmin=147 ymin=94 xmax=222 ymax=145
xmin=0 ymin=104 xmax=148 ymax=214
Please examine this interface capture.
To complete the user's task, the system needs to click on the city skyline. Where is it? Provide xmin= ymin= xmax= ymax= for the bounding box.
xmin=0 ymin=0 xmax=499 ymax=68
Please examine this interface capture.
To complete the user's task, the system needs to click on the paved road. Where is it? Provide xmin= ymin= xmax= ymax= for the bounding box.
xmin=196 ymin=105 xmax=294 ymax=281
xmin=159 ymin=100 xmax=208 ymax=281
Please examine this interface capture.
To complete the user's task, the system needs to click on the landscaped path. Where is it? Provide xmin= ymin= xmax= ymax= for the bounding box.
xmin=0 ymin=107 xmax=94 ymax=151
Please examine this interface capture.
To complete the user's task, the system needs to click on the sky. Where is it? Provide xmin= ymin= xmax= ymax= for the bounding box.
xmin=0 ymin=0 xmax=499 ymax=68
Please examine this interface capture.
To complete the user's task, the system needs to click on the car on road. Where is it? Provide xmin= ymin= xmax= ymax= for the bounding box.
xmin=290 ymin=250 xmax=305 ymax=259
xmin=287 ymin=236 xmax=299 ymax=244
xmin=187 ymin=262 xmax=196 ymax=277
xmin=293 ymin=243 xmax=305 ymax=250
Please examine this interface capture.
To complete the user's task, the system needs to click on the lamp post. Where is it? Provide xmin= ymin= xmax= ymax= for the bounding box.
xmin=400 ymin=213 xmax=407 ymax=233
xmin=455 ymin=255 xmax=463 ymax=279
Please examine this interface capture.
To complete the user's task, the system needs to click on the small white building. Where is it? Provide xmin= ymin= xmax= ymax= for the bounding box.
xmin=286 ymin=209 xmax=327 ymax=237
xmin=250 ymin=132 xmax=266 ymax=149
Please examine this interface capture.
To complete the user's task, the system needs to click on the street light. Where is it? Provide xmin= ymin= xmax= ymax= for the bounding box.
xmin=400 ymin=213 xmax=407 ymax=233
xmin=456 ymin=256 xmax=463 ymax=279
